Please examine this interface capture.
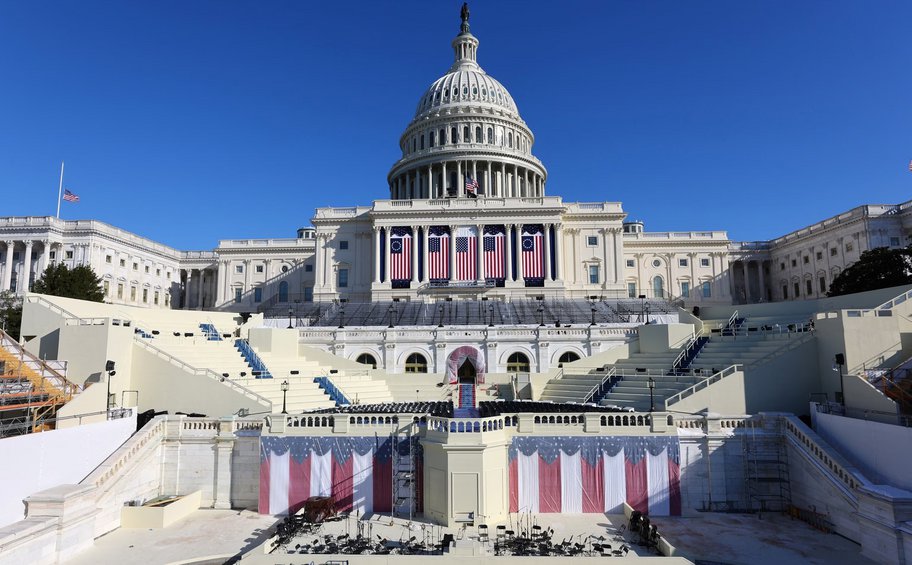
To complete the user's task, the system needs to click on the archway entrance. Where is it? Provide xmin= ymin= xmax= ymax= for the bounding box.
xmin=457 ymin=359 xmax=477 ymax=384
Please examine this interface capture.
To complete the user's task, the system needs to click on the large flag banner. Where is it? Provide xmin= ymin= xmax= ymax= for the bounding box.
xmin=428 ymin=226 xmax=450 ymax=280
xmin=259 ymin=435 xmax=424 ymax=516
xmin=508 ymin=436 xmax=681 ymax=516
xmin=63 ymin=189 xmax=80 ymax=202
xmin=521 ymin=224 xmax=544 ymax=279
xmin=454 ymin=226 xmax=477 ymax=281
xmin=390 ymin=227 xmax=412 ymax=281
xmin=483 ymin=225 xmax=506 ymax=280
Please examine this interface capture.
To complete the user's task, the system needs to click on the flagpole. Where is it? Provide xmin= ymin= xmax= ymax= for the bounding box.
xmin=55 ymin=162 xmax=65 ymax=219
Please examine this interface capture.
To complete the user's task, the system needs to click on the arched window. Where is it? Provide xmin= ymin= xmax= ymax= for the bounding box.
xmin=420 ymin=135 xmax=424 ymax=150
xmin=429 ymin=131 xmax=435 ymax=148
xmin=475 ymin=126 xmax=482 ymax=142
xmin=356 ymin=353 xmax=377 ymax=369
xmin=463 ymin=126 xmax=470 ymax=142
xmin=506 ymin=352 xmax=530 ymax=373
xmin=451 ymin=127 xmax=458 ymax=143
xmin=557 ymin=351 xmax=580 ymax=368
xmin=508 ymin=132 xmax=513 ymax=148
xmin=405 ymin=353 xmax=428 ymax=373
xmin=487 ymin=128 xmax=493 ymax=144
xmin=652 ymin=276 xmax=665 ymax=298
xmin=278 ymin=281 xmax=288 ymax=303
xmin=440 ymin=129 xmax=446 ymax=144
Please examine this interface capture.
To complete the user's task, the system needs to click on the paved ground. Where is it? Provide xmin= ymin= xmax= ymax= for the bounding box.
xmin=61 ymin=510 xmax=877 ymax=565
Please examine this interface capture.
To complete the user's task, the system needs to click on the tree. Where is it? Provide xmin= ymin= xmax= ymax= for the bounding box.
xmin=827 ymin=245 xmax=912 ymax=297
xmin=0 ymin=290 xmax=22 ymax=339
xmin=31 ymin=263 xmax=105 ymax=302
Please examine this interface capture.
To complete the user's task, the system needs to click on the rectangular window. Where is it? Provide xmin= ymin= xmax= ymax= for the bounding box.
xmin=700 ymin=258 xmax=710 ymax=267
xmin=818 ymin=276 xmax=826 ymax=293
xmin=586 ymin=236 xmax=598 ymax=247
xmin=803 ymin=256 xmax=809 ymax=264
xmin=815 ymin=251 xmax=822 ymax=261
xmin=305 ymin=264 xmax=313 ymax=272
xmin=304 ymin=287 xmax=313 ymax=302
xmin=588 ymin=265 xmax=599 ymax=284
xmin=117 ymin=284 xmax=124 ymax=299
xmin=130 ymin=286 xmax=137 ymax=301
xmin=702 ymin=282 xmax=711 ymax=298
xmin=626 ymin=259 xmax=635 ymax=268
xmin=103 ymin=281 xmax=110 ymax=296
xmin=120 ymin=259 xmax=126 ymax=267
xmin=780 ymin=262 xmax=786 ymax=271
xmin=154 ymin=291 xmax=159 ymax=305
xmin=791 ymin=259 xmax=797 ymax=267
xmin=805 ymin=279 xmax=812 ymax=295
xmin=12 ymin=252 xmax=20 ymax=261
xmin=338 ymin=268 xmax=349 ymax=288
xmin=165 ymin=293 xmax=170 ymax=307
xmin=142 ymin=288 xmax=148 ymax=303
xmin=144 ymin=265 xmax=150 ymax=273
xmin=256 ymin=265 xmax=264 ymax=273
xmin=65 ymin=250 xmax=74 ymax=259
xmin=106 ymin=255 xmax=112 ymax=264
xmin=830 ymin=247 xmax=838 ymax=257
xmin=340 ymin=240 xmax=349 ymax=250
xmin=681 ymin=281 xmax=690 ymax=297
xmin=794 ymin=282 xmax=800 ymax=297
xmin=845 ymin=242 xmax=853 ymax=252
xmin=628 ymin=282 xmax=637 ymax=298
xmin=235 ymin=265 xmax=243 ymax=274
xmin=254 ymin=287 xmax=262 ymax=302
xmin=156 ymin=269 xmax=161 ymax=276
xmin=890 ymin=237 xmax=900 ymax=247
xmin=234 ymin=288 xmax=242 ymax=303
xmin=49 ymin=251 xmax=56 ymax=260
xmin=782 ymin=285 xmax=788 ymax=299
xmin=133 ymin=262 xmax=138 ymax=270
xmin=678 ymin=258 xmax=688 ymax=267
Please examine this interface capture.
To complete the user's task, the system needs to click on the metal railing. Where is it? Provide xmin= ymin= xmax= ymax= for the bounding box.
xmin=665 ymin=364 xmax=742 ymax=408
xmin=582 ymin=367 xmax=618 ymax=404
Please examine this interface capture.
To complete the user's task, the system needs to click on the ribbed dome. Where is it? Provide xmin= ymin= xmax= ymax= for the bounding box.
xmin=415 ymin=70 xmax=519 ymax=117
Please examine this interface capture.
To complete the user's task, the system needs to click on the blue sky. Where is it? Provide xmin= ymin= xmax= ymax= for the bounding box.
xmin=1 ymin=1 xmax=910 ymax=250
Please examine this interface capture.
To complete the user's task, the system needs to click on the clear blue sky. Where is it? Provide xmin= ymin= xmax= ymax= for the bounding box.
xmin=1 ymin=1 xmax=910 ymax=250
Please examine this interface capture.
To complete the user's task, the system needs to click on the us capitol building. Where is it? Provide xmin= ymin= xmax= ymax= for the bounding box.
xmin=0 ymin=8 xmax=909 ymax=313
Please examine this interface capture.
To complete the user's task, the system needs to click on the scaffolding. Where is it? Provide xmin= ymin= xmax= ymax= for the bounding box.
xmin=392 ymin=419 xmax=417 ymax=520
xmin=743 ymin=423 xmax=791 ymax=514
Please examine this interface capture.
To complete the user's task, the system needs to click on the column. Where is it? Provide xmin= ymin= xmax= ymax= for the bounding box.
xmin=636 ymin=253 xmax=644 ymax=296
xmin=20 ymin=240 xmax=33 ymax=293
xmin=516 ymin=224 xmax=525 ymax=281
xmin=553 ymin=224 xmax=562 ymax=281
xmin=217 ymin=260 xmax=227 ymax=305
xmin=448 ymin=225 xmax=457 ymax=282
xmin=476 ymin=224 xmax=484 ymax=282
xmin=384 ymin=227 xmax=392 ymax=284
xmin=373 ymin=227 xmax=381 ymax=283
xmin=741 ymin=260 xmax=750 ymax=303
xmin=525 ymin=169 xmax=530 ymax=198
xmin=505 ymin=224 xmax=514 ymax=282
xmin=472 ymin=161 xmax=478 ymax=195
xmin=411 ymin=228 xmax=419 ymax=284
xmin=183 ymin=269 xmax=192 ymax=309
xmin=543 ymin=223 xmax=553 ymax=282
xmin=612 ymin=228 xmax=623 ymax=285
xmin=422 ymin=226 xmax=430 ymax=283
xmin=758 ymin=260 xmax=766 ymax=302
xmin=601 ymin=229 xmax=611 ymax=288
xmin=427 ymin=165 xmax=433 ymax=199
xmin=197 ymin=268 xmax=205 ymax=309
xmin=456 ymin=161 xmax=462 ymax=198
xmin=2 ymin=241 xmax=13 ymax=292
xmin=243 ymin=260 xmax=252 ymax=300
xmin=442 ymin=162 xmax=448 ymax=196
xmin=689 ymin=253 xmax=697 ymax=300
xmin=38 ymin=240 xmax=50 ymax=276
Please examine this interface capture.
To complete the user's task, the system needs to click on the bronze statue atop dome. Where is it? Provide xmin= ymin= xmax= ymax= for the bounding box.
xmin=460 ymin=3 xmax=470 ymax=33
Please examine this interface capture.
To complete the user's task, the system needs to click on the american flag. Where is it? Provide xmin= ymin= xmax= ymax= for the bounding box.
xmin=428 ymin=226 xmax=450 ymax=280
xmin=465 ymin=175 xmax=479 ymax=196
xmin=908 ymin=159 xmax=912 ymax=172
xmin=63 ymin=189 xmax=79 ymax=202
xmin=521 ymin=225 xmax=544 ymax=279
xmin=455 ymin=226 xmax=477 ymax=280
xmin=390 ymin=227 xmax=412 ymax=281
xmin=483 ymin=226 xmax=505 ymax=280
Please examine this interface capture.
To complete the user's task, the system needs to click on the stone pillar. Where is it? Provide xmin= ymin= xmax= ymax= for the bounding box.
xmin=243 ymin=260 xmax=252 ymax=300
xmin=448 ymin=225 xmax=457 ymax=282
xmin=427 ymin=164 xmax=433 ymax=199
xmin=505 ymin=224 xmax=514 ymax=282
xmin=441 ymin=162 xmax=447 ymax=196
xmin=612 ymin=229 xmax=623 ymax=286
xmin=422 ymin=226 xmax=430 ymax=283
xmin=214 ymin=417 xmax=236 ymax=509
xmin=2 ymin=241 xmax=13 ymax=292
xmin=20 ymin=240 xmax=33 ymax=293
xmin=456 ymin=161 xmax=462 ymax=198
xmin=216 ymin=260 xmax=227 ymax=305
xmin=601 ymin=229 xmax=611 ymax=289
xmin=758 ymin=260 xmax=766 ymax=302
xmin=197 ymin=268 xmax=205 ymax=309
xmin=411 ymin=229 xmax=419 ymax=284
xmin=553 ymin=225 xmax=562 ymax=282
xmin=373 ymin=228 xmax=381 ymax=284
xmin=384 ymin=227 xmax=392 ymax=285
xmin=183 ymin=269 xmax=192 ymax=309
xmin=38 ymin=240 xmax=50 ymax=277
xmin=516 ymin=224 xmax=525 ymax=282
xmin=476 ymin=224 xmax=484 ymax=282
xmin=543 ymin=223 xmax=553 ymax=282
xmin=741 ymin=260 xmax=750 ymax=303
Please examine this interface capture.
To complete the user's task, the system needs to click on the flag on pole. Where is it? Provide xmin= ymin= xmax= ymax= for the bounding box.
xmin=908 ymin=159 xmax=912 ymax=172
xmin=63 ymin=189 xmax=80 ymax=202
xmin=465 ymin=175 xmax=479 ymax=198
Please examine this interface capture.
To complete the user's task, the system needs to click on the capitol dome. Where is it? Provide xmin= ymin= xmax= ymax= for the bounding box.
xmin=387 ymin=5 xmax=547 ymax=201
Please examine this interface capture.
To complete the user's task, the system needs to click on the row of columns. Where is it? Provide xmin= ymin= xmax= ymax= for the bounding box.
xmin=372 ymin=224 xmax=562 ymax=285
xmin=181 ymin=267 xmax=216 ymax=309
xmin=1 ymin=240 xmax=55 ymax=294
xmin=730 ymin=259 xmax=768 ymax=304
xmin=390 ymin=161 xmax=544 ymax=200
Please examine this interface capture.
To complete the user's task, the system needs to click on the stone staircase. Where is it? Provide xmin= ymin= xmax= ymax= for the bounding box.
xmin=328 ymin=374 xmax=395 ymax=405
xmin=601 ymin=371 xmax=705 ymax=412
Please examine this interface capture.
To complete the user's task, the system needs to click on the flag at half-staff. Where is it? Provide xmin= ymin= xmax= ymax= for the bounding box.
xmin=465 ymin=175 xmax=479 ymax=198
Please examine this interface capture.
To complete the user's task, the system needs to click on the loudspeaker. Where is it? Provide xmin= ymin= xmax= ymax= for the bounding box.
xmin=105 ymin=360 xmax=116 ymax=372
xmin=835 ymin=353 xmax=845 ymax=365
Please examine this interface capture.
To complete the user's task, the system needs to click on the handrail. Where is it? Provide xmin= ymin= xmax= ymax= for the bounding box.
xmin=873 ymin=287 xmax=912 ymax=311
xmin=132 ymin=337 xmax=271 ymax=408
xmin=665 ymin=364 xmax=742 ymax=408
xmin=314 ymin=376 xmax=351 ymax=406
xmin=583 ymin=367 xmax=617 ymax=404
xmin=727 ymin=310 xmax=739 ymax=329
xmin=671 ymin=335 xmax=699 ymax=370
xmin=0 ymin=329 xmax=81 ymax=399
